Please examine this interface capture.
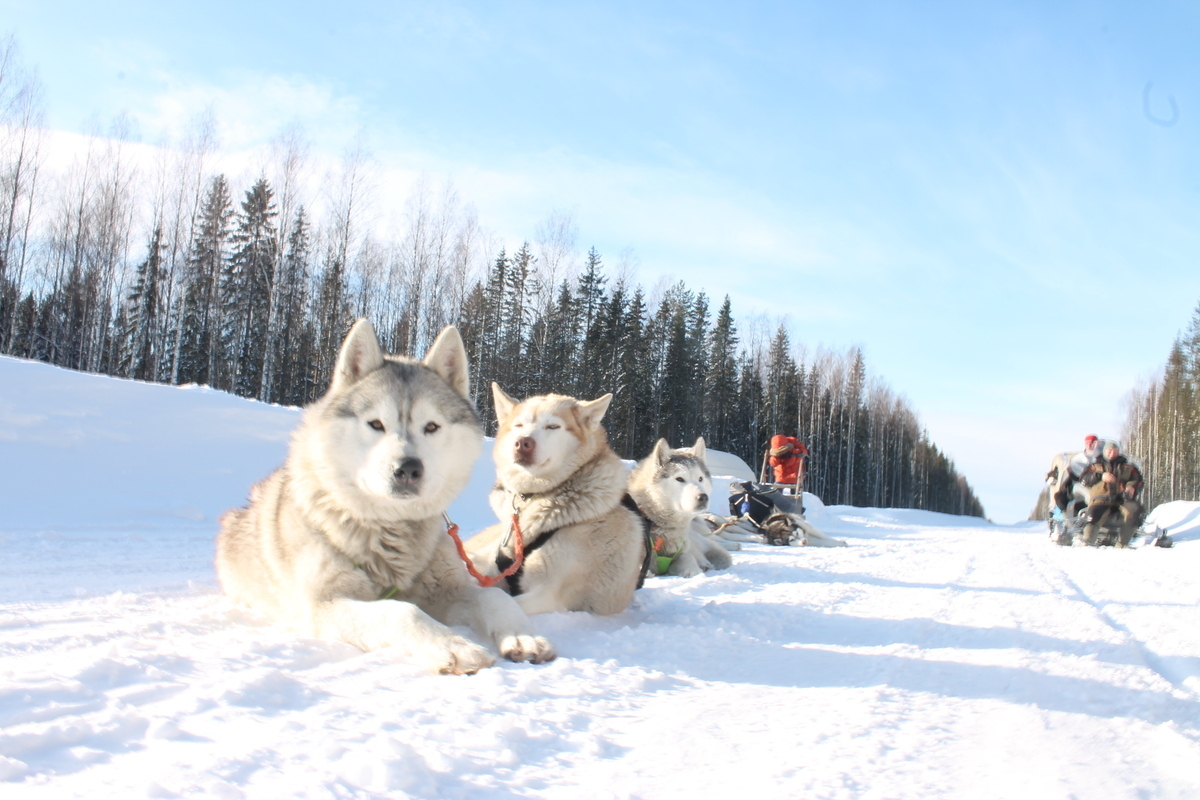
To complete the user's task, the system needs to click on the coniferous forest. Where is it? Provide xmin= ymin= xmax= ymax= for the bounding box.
xmin=1123 ymin=302 xmax=1200 ymax=510
xmin=0 ymin=40 xmax=985 ymax=518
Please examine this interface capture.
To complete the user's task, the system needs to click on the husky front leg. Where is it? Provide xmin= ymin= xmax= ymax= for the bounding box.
xmin=667 ymin=549 xmax=704 ymax=578
xmin=442 ymin=586 xmax=557 ymax=664
xmin=513 ymin=583 xmax=569 ymax=616
xmin=692 ymin=530 xmax=732 ymax=570
xmin=311 ymin=597 xmax=496 ymax=674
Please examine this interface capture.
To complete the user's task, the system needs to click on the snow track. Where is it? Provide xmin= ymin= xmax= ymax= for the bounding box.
xmin=1045 ymin=556 xmax=1194 ymax=700
xmin=2 ymin=519 xmax=1199 ymax=799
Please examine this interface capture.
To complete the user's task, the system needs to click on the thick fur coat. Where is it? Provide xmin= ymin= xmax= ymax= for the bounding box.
xmin=216 ymin=321 xmax=555 ymax=674
xmin=627 ymin=437 xmax=732 ymax=578
xmin=465 ymin=386 xmax=644 ymax=615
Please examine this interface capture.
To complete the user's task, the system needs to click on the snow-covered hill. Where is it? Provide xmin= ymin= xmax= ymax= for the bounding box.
xmin=2 ymin=356 xmax=1199 ymax=799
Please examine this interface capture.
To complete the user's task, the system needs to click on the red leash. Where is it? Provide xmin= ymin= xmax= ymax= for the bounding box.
xmin=444 ymin=512 xmax=525 ymax=588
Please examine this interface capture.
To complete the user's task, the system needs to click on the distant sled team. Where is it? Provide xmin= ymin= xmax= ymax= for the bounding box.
xmin=1043 ymin=434 xmax=1171 ymax=549
xmin=217 ymin=319 xmax=841 ymax=673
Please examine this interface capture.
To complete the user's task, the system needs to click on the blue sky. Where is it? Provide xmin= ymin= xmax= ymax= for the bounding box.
xmin=4 ymin=1 xmax=1198 ymax=522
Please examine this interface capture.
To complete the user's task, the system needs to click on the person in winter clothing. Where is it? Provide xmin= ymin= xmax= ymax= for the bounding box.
xmin=1052 ymin=434 xmax=1104 ymax=514
xmin=769 ymin=435 xmax=808 ymax=486
xmin=1080 ymin=441 xmax=1144 ymax=546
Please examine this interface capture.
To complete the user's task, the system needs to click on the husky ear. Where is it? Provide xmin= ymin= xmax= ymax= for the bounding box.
xmin=652 ymin=438 xmax=672 ymax=466
xmin=692 ymin=436 xmax=706 ymax=461
xmin=424 ymin=326 xmax=470 ymax=398
xmin=492 ymin=383 xmax=518 ymax=422
xmin=332 ymin=319 xmax=385 ymax=390
xmin=577 ymin=393 xmax=613 ymax=429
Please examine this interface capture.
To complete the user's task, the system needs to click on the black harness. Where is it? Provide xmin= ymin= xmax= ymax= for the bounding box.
xmin=494 ymin=525 xmax=559 ymax=596
xmin=494 ymin=491 xmax=656 ymax=595
xmin=621 ymin=493 xmax=657 ymax=589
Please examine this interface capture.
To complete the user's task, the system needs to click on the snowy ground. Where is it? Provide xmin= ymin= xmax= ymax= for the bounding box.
xmin=2 ymin=356 xmax=1199 ymax=799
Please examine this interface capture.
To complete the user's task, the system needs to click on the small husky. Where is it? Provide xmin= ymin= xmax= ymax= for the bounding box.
xmin=465 ymin=385 xmax=644 ymax=615
xmin=627 ymin=437 xmax=733 ymax=578
xmin=216 ymin=320 xmax=555 ymax=674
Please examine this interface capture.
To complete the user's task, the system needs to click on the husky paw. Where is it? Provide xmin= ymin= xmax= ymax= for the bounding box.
xmin=499 ymin=634 xmax=557 ymax=664
xmin=429 ymin=637 xmax=495 ymax=675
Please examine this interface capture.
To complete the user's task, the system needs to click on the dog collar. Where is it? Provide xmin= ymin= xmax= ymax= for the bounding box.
xmin=351 ymin=559 xmax=402 ymax=600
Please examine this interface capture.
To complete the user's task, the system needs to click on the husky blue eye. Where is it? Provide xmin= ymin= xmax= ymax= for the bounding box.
xmin=424 ymin=422 xmax=440 ymax=434
xmin=367 ymin=420 xmax=384 ymax=432
xmin=546 ymin=424 xmax=560 ymax=430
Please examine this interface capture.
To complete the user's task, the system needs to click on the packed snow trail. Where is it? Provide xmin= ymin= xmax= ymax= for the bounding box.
xmin=4 ymin=517 xmax=1198 ymax=798
xmin=2 ymin=356 xmax=1200 ymax=798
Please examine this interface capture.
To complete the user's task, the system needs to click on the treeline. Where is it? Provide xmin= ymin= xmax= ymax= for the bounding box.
xmin=458 ymin=248 xmax=984 ymax=515
xmin=1123 ymin=301 xmax=1200 ymax=509
xmin=0 ymin=39 xmax=985 ymax=517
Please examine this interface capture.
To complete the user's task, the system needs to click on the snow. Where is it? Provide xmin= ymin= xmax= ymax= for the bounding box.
xmin=2 ymin=355 xmax=1199 ymax=799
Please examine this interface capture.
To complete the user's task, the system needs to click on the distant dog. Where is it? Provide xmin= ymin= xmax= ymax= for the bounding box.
xmin=761 ymin=512 xmax=847 ymax=547
xmin=216 ymin=321 xmax=554 ymax=674
xmin=626 ymin=437 xmax=732 ymax=578
xmin=725 ymin=481 xmax=846 ymax=547
xmin=465 ymin=385 xmax=644 ymax=615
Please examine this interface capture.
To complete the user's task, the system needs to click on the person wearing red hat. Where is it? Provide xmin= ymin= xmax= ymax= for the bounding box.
xmin=1053 ymin=435 xmax=1105 ymax=516
xmin=768 ymin=434 xmax=808 ymax=488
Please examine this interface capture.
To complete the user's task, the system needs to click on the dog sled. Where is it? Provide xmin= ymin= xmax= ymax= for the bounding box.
xmin=701 ymin=480 xmax=846 ymax=548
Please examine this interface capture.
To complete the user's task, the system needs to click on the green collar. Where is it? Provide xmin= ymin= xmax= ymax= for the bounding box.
xmin=354 ymin=561 xmax=400 ymax=600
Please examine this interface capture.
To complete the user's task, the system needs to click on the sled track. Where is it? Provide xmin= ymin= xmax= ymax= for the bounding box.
xmin=1030 ymin=544 xmax=1198 ymax=701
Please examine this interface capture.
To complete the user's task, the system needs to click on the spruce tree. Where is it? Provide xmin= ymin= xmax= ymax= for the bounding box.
xmin=576 ymin=248 xmax=608 ymax=398
xmin=122 ymin=226 xmax=165 ymax=381
xmin=313 ymin=244 xmax=350 ymax=394
xmin=766 ymin=325 xmax=799 ymax=444
xmin=177 ymin=175 xmax=233 ymax=386
xmin=621 ymin=287 xmax=653 ymax=456
xmin=577 ymin=246 xmax=606 ymax=335
xmin=457 ymin=280 xmax=488 ymax=408
xmin=220 ymin=178 xmax=278 ymax=397
xmin=545 ymin=280 xmax=578 ymax=395
xmin=704 ymin=296 xmax=739 ymax=452
xmin=473 ymin=250 xmax=508 ymax=426
xmin=594 ymin=282 xmax=629 ymax=448
xmin=271 ymin=206 xmax=313 ymax=405
xmin=659 ymin=285 xmax=695 ymax=445
xmin=501 ymin=243 xmax=535 ymax=397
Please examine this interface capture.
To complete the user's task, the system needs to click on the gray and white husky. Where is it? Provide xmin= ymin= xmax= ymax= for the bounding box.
xmin=216 ymin=320 xmax=555 ymax=674
xmin=627 ymin=437 xmax=732 ymax=579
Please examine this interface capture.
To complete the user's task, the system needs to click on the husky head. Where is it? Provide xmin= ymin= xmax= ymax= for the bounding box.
xmin=296 ymin=320 xmax=483 ymax=521
xmin=491 ymin=385 xmax=613 ymax=494
xmin=632 ymin=437 xmax=712 ymax=521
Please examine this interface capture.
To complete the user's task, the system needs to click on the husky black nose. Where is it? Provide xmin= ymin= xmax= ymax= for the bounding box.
xmin=697 ymin=492 xmax=709 ymax=507
xmin=393 ymin=458 xmax=424 ymax=489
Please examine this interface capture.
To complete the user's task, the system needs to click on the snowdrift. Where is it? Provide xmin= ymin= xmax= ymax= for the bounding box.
xmin=2 ymin=355 xmax=1200 ymax=799
xmin=1146 ymin=501 xmax=1200 ymax=544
